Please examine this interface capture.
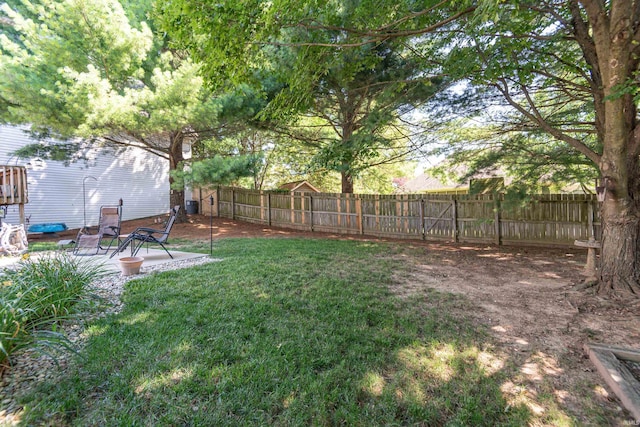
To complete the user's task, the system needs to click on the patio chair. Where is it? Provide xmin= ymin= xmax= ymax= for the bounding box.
xmin=110 ymin=206 xmax=180 ymax=259
xmin=73 ymin=205 xmax=122 ymax=255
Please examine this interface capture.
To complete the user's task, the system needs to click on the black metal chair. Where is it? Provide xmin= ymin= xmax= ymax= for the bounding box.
xmin=110 ymin=206 xmax=180 ymax=259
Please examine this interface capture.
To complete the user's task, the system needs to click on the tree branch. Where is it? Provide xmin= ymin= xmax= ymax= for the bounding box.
xmin=272 ymin=5 xmax=476 ymax=48
xmin=493 ymin=78 xmax=600 ymax=164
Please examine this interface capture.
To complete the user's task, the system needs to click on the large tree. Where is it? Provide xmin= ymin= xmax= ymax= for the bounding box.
xmin=161 ymin=0 xmax=640 ymax=296
xmin=160 ymin=0 xmax=449 ymax=193
xmin=287 ymin=41 xmax=443 ymax=193
xmin=440 ymin=1 xmax=640 ymax=295
xmin=0 ymin=0 xmax=224 ymax=221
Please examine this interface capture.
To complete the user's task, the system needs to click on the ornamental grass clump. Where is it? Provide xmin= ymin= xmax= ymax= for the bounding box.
xmin=0 ymin=253 xmax=106 ymax=367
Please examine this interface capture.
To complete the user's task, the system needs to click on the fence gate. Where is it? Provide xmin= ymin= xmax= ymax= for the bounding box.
xmin=421 ymin=199 xmax=457 ymax=241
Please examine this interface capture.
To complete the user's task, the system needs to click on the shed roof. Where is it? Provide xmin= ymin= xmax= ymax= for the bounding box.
xmin=278 ymin=180 xmax=321 ymax=193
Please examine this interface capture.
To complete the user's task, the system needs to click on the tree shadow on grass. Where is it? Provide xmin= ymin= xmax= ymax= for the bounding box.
xmin=18 ymin=239 xmax=538 ymax=426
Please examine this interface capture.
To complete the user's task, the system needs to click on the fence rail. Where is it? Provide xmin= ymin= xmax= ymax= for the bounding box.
xmin=196 ymin=187 xmax=600 ymax=247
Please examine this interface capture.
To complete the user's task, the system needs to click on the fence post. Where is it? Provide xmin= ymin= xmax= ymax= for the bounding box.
xmin=494 ymin=196 xmax=501 ymax=245
xmin=402 ymin=195 xmax=406 ymax=234
xmin=395 ymin=196 xmax=401 ymax=233
xmin=309 ymin=195 xmax=314 ymax=232
xmin=375 ymin=195 xmax=380 ymax=233
xmin=356 ymin=195 xmax=363 ymax=234
xmin=345 ymin=194 xmax=352 ymax=229
xmin=231 ymin=189 xmax=235 ymax=220
xmin=452 ymin=199 xmax=459 ymax=243
xmin=419 ymin=199 xmax=425 ymax=240
xmin=267 ymin=193 xmax=272 ymax=227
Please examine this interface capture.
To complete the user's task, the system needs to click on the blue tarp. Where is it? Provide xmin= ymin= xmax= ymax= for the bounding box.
xmin=27 ymin=223 xmax=67 ymax=233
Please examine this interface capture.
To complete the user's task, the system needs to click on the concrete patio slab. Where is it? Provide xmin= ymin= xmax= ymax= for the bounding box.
xmin=0 ymin=248 xmax=209 ymax=274
xmin=77 ymin=248 xmax=209 ymax=273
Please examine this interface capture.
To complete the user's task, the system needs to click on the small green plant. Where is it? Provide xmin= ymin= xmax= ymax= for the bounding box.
xmin=0 ymin=285 xmax=33 ymax=363
xmin=0 ymin=253 xmax=106 ymax=366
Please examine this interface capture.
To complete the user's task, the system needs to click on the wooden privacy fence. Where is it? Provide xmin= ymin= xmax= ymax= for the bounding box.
xmin=196 ymin=187 xmax=600 ymax=247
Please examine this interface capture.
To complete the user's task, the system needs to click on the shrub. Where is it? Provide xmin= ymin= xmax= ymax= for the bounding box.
xmin=0 ymin=253 xmax=106 ymax=366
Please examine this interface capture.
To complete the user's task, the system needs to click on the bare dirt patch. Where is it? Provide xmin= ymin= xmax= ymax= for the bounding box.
xmin=37 ymin=214 xmax=640 ymax=424
xmin=37 ymin=214 xmax=311 ymax=243
xmin=390 ymin=242 xmax=640 ymax=424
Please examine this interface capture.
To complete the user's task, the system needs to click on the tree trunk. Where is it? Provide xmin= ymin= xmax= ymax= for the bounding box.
xmin=596 ymin=98 xmax=640 ymax=295
xmin=341 ymin=170 xmax=354 ymax=194
xmin=579 ymin=0 xmax=640 ymax=295
xmin=597 ymin=206 xmax=640 ymax=294
xmin=169 ymin=133 xmax=188 ymax=223
xmin=340 ymin=105 xmax=357 ymax=194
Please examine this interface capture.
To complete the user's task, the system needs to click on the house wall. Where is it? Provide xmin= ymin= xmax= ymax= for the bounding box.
xmin=0 ymin=126 xmax=170 ymax=230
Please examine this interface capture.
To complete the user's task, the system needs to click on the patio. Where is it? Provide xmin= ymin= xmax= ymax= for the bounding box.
xmin=0 ymin=248 xmax=209 ymax=274
xmin=80 ymin=248 xmax=210 ymax=274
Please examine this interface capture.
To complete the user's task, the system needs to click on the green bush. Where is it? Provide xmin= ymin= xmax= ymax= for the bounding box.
xmin=0 ymin=287 xmax=32 ymax=363
xmin=0 ymin=253 xmax=106 ymax=366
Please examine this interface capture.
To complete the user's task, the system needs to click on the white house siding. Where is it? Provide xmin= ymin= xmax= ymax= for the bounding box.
xmin=0 ymin=126 xmax=169 ymax=230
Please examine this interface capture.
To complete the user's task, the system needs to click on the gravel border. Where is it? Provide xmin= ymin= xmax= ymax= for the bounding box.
xmin=0 ymin=255 xmax=219 ymax=425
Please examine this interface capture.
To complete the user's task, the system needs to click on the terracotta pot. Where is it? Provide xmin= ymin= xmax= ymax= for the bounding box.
xmin=119 ymin=256 xmax=144 ymax=276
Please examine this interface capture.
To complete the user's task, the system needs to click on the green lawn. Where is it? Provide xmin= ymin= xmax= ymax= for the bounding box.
xmin=20 ymin=238 xmax=534 ymax=425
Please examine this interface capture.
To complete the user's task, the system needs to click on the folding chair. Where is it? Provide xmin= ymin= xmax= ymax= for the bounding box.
xmin=73 ymin=205 xmax=122 ymax=255
xmin=110 ymin=206 xmax=180 ymax=259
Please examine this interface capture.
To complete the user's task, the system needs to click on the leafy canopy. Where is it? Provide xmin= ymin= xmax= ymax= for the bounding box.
xmin=171 ymin=154 xmax=264 ymax=189
xmin=160 ymin=0 xmax=455 ymax=192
